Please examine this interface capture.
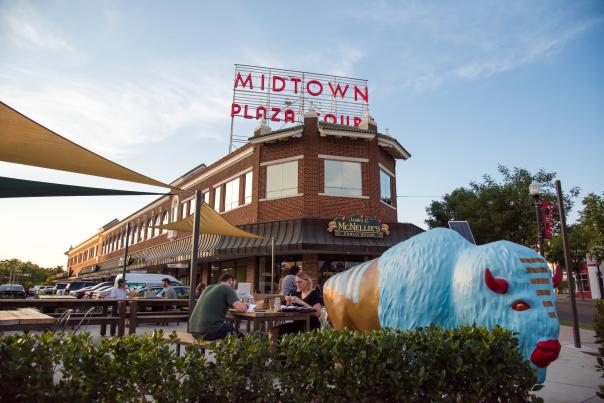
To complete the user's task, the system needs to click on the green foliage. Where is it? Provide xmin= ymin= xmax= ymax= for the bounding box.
xmin=0 ymin=259 xmax=63 ymax=288
xmin=595 ymin=300 xmax=604 ymax=398
xmin=426 ymin=165 xmax=578 ymax=246
xmin=0 ymin=326 xmax=542 ymax=402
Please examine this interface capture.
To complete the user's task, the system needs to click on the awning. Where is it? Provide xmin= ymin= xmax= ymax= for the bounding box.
xmin=0 ymin=101 xmax=178 ymax=190
xmin=0 ymin=176 xmax=168 ymax=198
xmin=153 ymin=203 xmax=263 ymax=239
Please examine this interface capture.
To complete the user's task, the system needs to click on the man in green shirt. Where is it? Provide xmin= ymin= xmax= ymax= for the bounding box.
xmin=189 ymin=273 xmax=248 ymax=340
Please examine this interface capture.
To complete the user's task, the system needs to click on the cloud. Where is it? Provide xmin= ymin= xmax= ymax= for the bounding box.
xmin=1 ymin=1 xmax=75 ymax=52
xmin=0 ymin=62 xmax=233 ymax=160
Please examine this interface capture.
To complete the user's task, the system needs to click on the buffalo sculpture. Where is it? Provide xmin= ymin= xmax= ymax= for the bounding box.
xmin=323 ymin=228 xmax=561 ymax=383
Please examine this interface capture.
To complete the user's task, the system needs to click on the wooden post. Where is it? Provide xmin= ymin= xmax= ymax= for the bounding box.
xmin=100 ymin=304 xmax=108 ymax=336
xmin=555 ymin=180 xmax=581 ymax=348
xmin=188 ymin=190 xmax=202 ymax=320
xmin=117 ymin=300 xmax=126 ymax=337
xmin=129 ymin=300 xmax=138 ymax=335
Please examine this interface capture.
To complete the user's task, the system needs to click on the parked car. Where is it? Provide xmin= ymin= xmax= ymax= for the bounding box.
xmin=53 ymin=283 xmax=68 ymax=295
xmin=114 ymin=273 xmax=181 ymax=288
xmin=92 ymin=285 xmax=114 ymax=299
xmin=73 ymin=282 xmax=112 ymax=299
xmin=38 ymin=286 xmax=55 ymax=295
xmin=65 ymin=281 xmax=97 ymax=295
xmin=134 ymin=285 xmax=164 ymax=298
xmin=0 ymin=284 xmax=27 ymax=299
xmin=154 ymin=286 xmax=190 ymax=299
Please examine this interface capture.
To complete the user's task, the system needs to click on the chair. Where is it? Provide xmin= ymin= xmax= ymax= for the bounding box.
xmin=52 ymin=309 xmax=73 ymax=333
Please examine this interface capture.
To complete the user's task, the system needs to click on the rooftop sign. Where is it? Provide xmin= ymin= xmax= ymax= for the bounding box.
xmin=229 ymin=65 xmax=369 ymax=149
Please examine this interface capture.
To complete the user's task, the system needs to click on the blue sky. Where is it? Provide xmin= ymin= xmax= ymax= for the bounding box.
xmin=1 ymin=0 xmax=602 ymax=267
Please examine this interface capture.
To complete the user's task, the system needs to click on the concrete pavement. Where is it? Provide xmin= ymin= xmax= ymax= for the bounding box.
xmin=535 ymin=326 xmax=602 ymax=402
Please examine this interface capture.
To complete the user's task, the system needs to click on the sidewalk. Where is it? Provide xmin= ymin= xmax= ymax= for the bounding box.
xmin=535 ymin=326 xmax=602 ymax=402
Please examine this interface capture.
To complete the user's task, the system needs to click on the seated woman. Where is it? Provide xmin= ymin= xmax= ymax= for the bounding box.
xmin=271 ymin=271 xmax=322 ymax=338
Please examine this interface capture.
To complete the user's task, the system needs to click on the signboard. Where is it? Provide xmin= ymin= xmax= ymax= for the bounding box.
xmin=230 ymin=64 xmax=369 ymax=150
xmin=327 ymin=214 xmax=389 ymax=238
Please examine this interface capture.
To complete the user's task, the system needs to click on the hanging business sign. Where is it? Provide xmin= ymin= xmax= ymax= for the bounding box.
xmin=231 ymin=64 xmax=369 ymax=127
xmin=327 ymin=214 xmax=389 ymax=238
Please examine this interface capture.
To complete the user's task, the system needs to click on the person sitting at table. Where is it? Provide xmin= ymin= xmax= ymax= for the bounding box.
xmin=189 ymin=273 xmax=248 ymax=341
xmin=271 ymin=271 xmax=322 ymax=338
xmin=281 ymin=265 xmax=300 ymax=296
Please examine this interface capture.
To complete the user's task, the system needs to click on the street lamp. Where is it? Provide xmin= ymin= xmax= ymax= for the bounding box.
xmin=529 ymin=181 xmax=545 ymax=256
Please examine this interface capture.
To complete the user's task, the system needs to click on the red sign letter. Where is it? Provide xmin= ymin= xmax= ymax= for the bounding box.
xmin=324 ymin=114 xmax=337 ymax=124
xmin=243 ymin=105 xmax=253 ymax=119
xmin=271 ymin=107 xmax=281 ymax=122
xmin=353 ymin=117 xmax=362 ymax=126
xmin=284 ymin=109 xmax=295 ymax=123
xmin=328 ymin=83 xmax=349 ymax=99
xmin=354 ymin=85 xmax=368 ymax=103
xmin=231 ymin=103 xmax=241 ymax=117
xmin=256 ymin=106 xmax=267 ymax=120
xmin=306 ymin=80 xmax=323 ymax=96
xmin=272 ymin=76 xmax=286 ymax=92
xmin=235 ymin=73 xmax=253 ymax=89
xmin=291 ymin=77 xmax=301 ymax=93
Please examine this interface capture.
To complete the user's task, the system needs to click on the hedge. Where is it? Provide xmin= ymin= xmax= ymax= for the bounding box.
xmin=595 ymin=300 xmax=604 ymax=398
xmin=0 ymin=326 xmax=542 ymax=402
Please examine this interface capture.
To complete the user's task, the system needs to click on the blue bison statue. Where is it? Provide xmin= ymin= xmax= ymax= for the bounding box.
xmin=323 ymin=228 xmax=561 ymax=383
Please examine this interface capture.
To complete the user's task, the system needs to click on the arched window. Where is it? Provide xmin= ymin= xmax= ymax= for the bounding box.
xmin=139 ymin=224 xmax=145 ymax=242
xmin=147 ymin=218 xmax=153 ymax=239
xmin=131 ymin=226 xmax=137 ymax=245
xmin=171 ymin=197 xmax=180 ymax=223
xmin=162 ymin=211 xmax=169 ymax=234
xmin=154 ymin=214 xmax=161 ymax=237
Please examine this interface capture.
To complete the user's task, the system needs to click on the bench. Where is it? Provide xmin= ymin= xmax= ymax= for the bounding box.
xmin=160 ymin=331 xmax=215 ymax=355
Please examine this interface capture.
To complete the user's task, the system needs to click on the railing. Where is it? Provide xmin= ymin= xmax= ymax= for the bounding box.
xmin=0 ymin=299 xmax=191 ymax=336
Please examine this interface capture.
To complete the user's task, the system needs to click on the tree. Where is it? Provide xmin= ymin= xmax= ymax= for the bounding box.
xmin=426 ymin=165 xmax=579 ymax=246
xmin=0 ymin=259 xmax=61 ymax=289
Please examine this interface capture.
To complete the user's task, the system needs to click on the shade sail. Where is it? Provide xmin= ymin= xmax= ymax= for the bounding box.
xmin=0 ymin=176 xmax=168 ymax=198
xmin=153 ymin=203 xmax=264 ymax=239
xmin=0 ymin=101 xmax=178 ymax=190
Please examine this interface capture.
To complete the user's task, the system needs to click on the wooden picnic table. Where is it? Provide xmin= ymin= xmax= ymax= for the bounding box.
xmin=0 ymin=308 xmax=56 ymax=332
xmin=227 ymin=309 xmax=312 ymax=334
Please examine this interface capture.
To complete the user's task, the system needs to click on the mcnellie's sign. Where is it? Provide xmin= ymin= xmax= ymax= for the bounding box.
xmin=231 ymin=65 xmax=369 ymax=127
xmin=327 ymin=214 xmax=389 ymax=238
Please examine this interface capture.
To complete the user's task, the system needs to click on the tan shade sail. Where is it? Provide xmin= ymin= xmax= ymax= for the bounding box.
xmin=0 ymin=101 xmax=178 ymax=190
xmin=153 ymin=203 xmax=263 ymax=239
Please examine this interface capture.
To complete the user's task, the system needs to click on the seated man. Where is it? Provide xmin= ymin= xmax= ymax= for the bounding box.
xmin=189 ymin=273 xmax=248 ymax=340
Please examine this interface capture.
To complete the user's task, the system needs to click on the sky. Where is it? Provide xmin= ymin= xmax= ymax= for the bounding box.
xmin=0 ymin=0 xmax=603 ymax=268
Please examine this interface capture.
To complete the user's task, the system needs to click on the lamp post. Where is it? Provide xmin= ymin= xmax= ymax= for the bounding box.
xmin=529 ymin=181 xmax=545 ymax=256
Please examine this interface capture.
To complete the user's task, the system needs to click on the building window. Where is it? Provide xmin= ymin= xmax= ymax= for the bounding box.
xmin=162 ymin=211 xmax=168 ymax=234
xmin=139 ymin=225 xmax=144 ymax=242
xmin=130 ymin=227 xmax=136 ymax=245
xmin=189 ymin=199 xmax=195 ymax=216
xmin=224 ymin=177 xmax=240 ymax=212
xmin=154 ymin=215 xmax=161 ymax=237
xmin=266 ymin=161 xmax=298 ymax=199
xmin=380 ymin=169 xmax=393 ymax=205
xmin=324 ymin=160 xmax=362 ymax=196
xmin=214 ymin=186 xmax=222 ymax=212
xmin=147 ymin=219 xmax=153 ymax=239
xmin=244 ymin=171 xmax=253 ymax=204
xmin=204 ymin=192 xmax=210 ymax=204
xmin=122 ymin=232 xmax=127 ymax=249
xmin=182 ymin=202 xmax=188 ymax=219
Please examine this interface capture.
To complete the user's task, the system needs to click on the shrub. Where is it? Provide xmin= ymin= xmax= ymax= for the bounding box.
xmin=0 ymin=326 xmax=541 ymax=402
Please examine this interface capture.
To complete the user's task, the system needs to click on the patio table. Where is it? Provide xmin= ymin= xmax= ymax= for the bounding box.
xmin=0 ymin=308 xmax=56 ymax=332
xmin=227 ymin=309 xmax=312 ymax=334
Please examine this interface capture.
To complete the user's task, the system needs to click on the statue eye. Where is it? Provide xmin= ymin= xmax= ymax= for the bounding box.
xmin=512 ymin=301 xmax=530 ymax=311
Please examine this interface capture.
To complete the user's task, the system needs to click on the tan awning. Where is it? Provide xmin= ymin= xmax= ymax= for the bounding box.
xmin=0 ymin=101 xmax=178 ymax=190
xmin=153 ymin=203 xmax=263 ymax=239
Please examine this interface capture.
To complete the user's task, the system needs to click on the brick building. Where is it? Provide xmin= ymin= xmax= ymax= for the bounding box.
xmin=66 ymin=112 xmax=423 ymax=292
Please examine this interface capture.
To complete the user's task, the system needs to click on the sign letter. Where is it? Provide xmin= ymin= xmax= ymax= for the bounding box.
xmin=272 ymin=76 xmax=286 ymax=92
xmin=235 ymin=73 xmax=253 ymax=89
xmin=306 ymin=80 xmax=323 ymax=96
xmin=231 ymin=103 xmax=241 ymax=117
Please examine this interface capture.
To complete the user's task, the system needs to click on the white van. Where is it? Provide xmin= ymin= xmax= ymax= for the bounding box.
xmin=114 ymin=273 xmax=181 ymax=288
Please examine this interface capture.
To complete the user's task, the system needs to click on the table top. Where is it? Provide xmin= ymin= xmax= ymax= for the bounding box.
xmin=0 ymin=308 xmax=56 ymax=325
xmin=228 ymin=309 xmax=312 ymax=319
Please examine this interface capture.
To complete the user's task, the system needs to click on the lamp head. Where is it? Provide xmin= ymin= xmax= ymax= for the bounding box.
xmin=529 ymin=181 xmax=541 ymax=197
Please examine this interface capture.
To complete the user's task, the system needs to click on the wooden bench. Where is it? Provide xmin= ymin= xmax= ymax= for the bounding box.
xmin=160 ymin=330 xmax=215 ymax=355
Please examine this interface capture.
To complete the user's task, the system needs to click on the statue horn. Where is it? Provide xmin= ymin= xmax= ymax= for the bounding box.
xmin=484 ymin=268 xmax=509 ymax=294
xmin=552 ymin=266 xmax=563 ymax=289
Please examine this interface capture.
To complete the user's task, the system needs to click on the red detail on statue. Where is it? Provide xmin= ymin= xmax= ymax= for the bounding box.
xmin=552 ymin=264 xmax=563 ymax=288
xmin=541 ymin=201 xmax=555 ymax=239
xmin=484 ymin=268 xmax=509 ymax=294
xmin=531 ymin=340 xmax=561 ymax=368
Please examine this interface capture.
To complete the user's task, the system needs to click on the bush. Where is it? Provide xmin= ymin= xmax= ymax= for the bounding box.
xmin=595 ymin=300 xmax=604 ymax=398
xmin=0 ymin=326 xmax=541 ymax=402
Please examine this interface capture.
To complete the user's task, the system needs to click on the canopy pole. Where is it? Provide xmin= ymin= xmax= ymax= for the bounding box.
xmin=188 ymin=190 xmax=202 ymax=319
xmin=271 ymin=237 xmax=275 ymax=294
xmin=121 ymin=222 xmax=130 ymax=283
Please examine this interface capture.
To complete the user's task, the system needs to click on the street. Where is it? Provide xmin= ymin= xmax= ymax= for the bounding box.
xmin=555 ymin=294 xmax=598 ymax=324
